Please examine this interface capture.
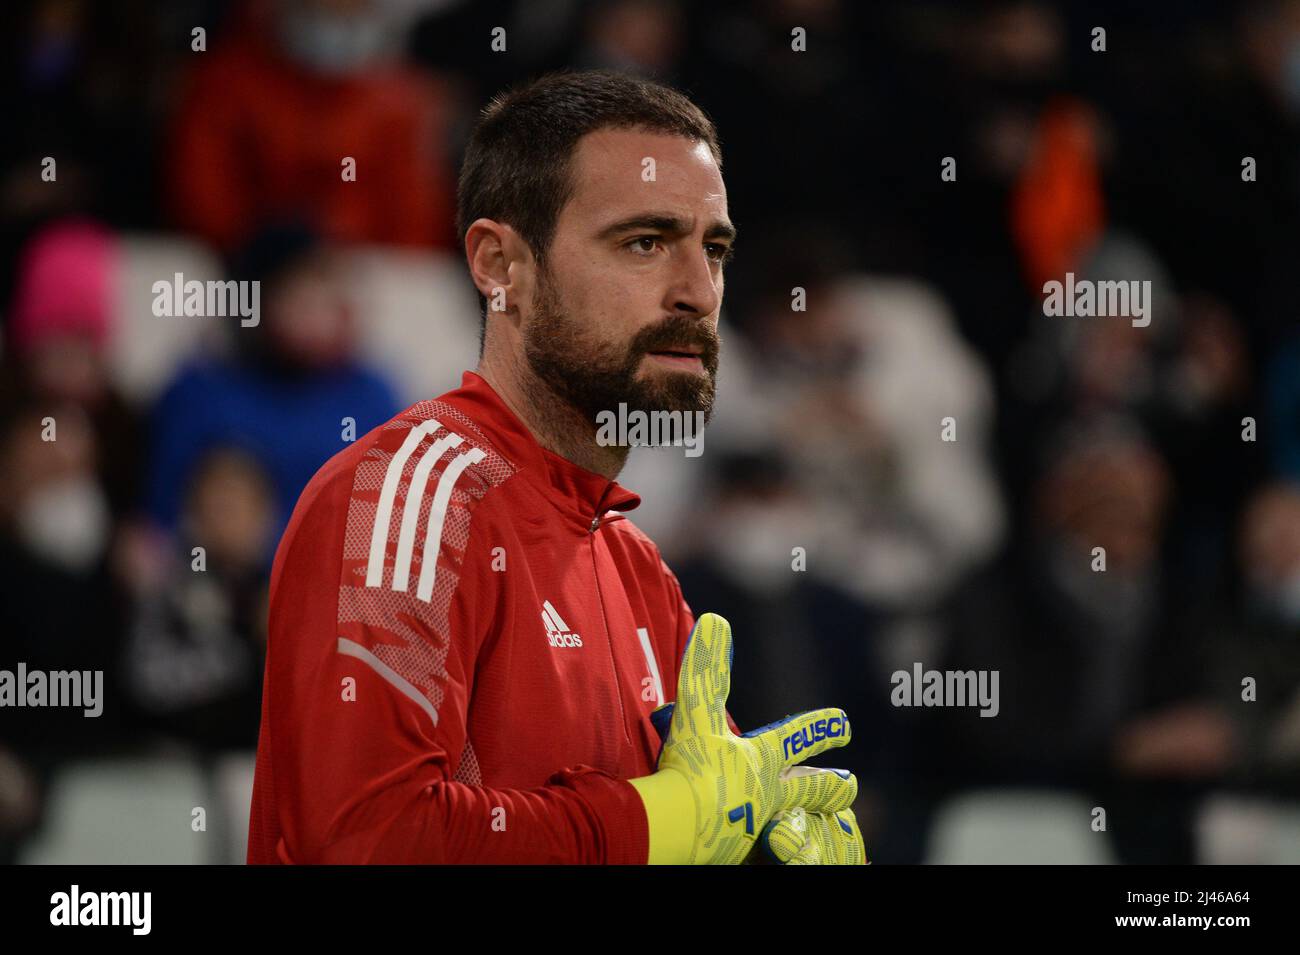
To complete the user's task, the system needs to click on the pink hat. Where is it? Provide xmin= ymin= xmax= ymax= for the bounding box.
xmin=9 ymin=219 xmax=118 ymax=355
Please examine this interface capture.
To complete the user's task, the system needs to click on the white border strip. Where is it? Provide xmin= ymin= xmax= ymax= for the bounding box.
xmin=337 ymin=636 xmax=439 ymax=727
xmin=636 ymin=627 xmax=665 ymax=706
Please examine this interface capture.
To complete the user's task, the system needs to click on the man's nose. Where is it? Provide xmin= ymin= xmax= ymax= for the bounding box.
xmin=668 ymin=247 xmax=721 ymax=317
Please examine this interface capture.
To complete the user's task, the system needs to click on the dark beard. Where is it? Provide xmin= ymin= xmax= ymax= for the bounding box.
xmin=522 ymin=266 xmax=720 ymax=432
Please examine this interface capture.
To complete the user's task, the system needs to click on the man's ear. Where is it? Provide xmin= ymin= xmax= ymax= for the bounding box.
xmin=465 ymin=218 xmax=536 ymax=320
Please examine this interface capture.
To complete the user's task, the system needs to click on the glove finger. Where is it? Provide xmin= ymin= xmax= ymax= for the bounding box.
xmin=778 ymin=765 xmax=858 ymax=814
xmin=760 ymin=808 xmax=808 ymax=864
xmin=764 ymin=808 xmax=868 ymax=865
xmin=830 ymin=810 xmax=869 ymax=865
xmin=670 ymin=613 xmax=733 ymax=740
xmin=750 ymin=707 xmax=850 ymax=767
xmin=796 ymin=810 xmax=867 ymax=866
xmin=787 ymin=840 xmax=822 ymax=865
xmin=800 ymin=811 xmax=864 ymax=866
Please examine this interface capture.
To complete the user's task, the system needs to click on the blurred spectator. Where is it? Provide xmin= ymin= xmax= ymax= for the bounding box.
xmin=145 ymin=224 xmax=401 ymax=549
xmin=921 ymin=422 xmax=1246 ymax=863
xmin=0 ymin=399 xmax=127 ymax=859
xmin=1190 ymin=482 xmax=1300 ymax=796
xmin=937 ymin=422 xmax=1180 ymax=781
xmin=800 ymin=275 xmax=1004 ymax=610
xmin=1015 ymin=234 xmax=1259 ymax=590
xmin=707 ymin=235 xmax=1004 ymax=612
xmin=0 ymin=218 xmax=144 ymax=519
xmin=167 ymin=0 xmax=456 ymax=251
xmin=124 ymin=447 xmax=273 ymax=752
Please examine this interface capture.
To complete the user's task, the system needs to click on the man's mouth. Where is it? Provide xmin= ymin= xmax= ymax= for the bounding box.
xmin=645 ymin=349 xmax=706 ymax=372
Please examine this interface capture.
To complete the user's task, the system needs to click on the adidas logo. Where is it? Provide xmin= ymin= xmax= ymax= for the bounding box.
xmin=542 ymin=600 xmax=583 ymax=648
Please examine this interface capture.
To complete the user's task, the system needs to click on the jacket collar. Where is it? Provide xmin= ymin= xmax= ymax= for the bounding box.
xmin=441 ymin=371 xmax=642 ymax=529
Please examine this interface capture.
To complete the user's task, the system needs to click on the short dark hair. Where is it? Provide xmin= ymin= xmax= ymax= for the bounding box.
xmin=456 ymin=70 xmax=722 ymax=335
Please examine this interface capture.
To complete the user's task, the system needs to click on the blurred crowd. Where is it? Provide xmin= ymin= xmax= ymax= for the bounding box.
xmin=1 ymin=0 xmax=1299 ymax=864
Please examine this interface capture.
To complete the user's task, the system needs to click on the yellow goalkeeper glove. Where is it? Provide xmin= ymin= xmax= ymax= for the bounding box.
xmin=629 ymin=612 xmax=857 ymax=865
xmin=760 ymin=806 xmax=869 ymax=865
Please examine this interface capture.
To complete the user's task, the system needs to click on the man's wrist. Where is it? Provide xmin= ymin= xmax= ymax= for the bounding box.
xmin=628 ymin=767 xmax=695 ymax=864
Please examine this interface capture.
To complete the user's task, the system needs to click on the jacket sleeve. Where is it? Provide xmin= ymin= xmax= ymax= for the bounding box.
xmin=258 ymin=453 xmax=648 ymax=864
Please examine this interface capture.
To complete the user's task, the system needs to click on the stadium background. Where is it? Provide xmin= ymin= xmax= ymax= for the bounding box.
xmin=2 ymin=0 xmax=1299 ymax=864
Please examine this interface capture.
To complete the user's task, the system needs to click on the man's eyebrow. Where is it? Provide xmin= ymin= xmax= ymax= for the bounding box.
xmin=704 ymin=220 xmax=738 ymax=243
xmin=597 ymin=214 xmax=737 ymax=243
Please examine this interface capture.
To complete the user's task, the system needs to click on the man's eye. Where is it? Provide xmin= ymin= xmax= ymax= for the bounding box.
xmin=627 ymin=236 xmax=660 ymax=255
xmin=706 ymin=243 xmax=733 ymax=264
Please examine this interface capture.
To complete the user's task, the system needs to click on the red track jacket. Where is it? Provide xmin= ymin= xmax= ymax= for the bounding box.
xmin=248 ymin=371 xmax=703 ymax=863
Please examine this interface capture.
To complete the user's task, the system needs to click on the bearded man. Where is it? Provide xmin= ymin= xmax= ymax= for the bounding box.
xmin=248 ymin=70 xmax=860 ymax=865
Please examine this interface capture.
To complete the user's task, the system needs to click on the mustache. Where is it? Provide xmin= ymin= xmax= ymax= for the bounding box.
xmin=630 ymin=316 xmax=721 ymax=368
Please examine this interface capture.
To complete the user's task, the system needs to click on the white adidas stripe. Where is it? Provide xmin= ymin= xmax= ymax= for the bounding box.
xmin=392 ymin=431 xmax=464 ymax=592
xmin=366 ymin=420 xmax=441 ymax=587
xmin=416 ymin=447 xmax=486 ymax=602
